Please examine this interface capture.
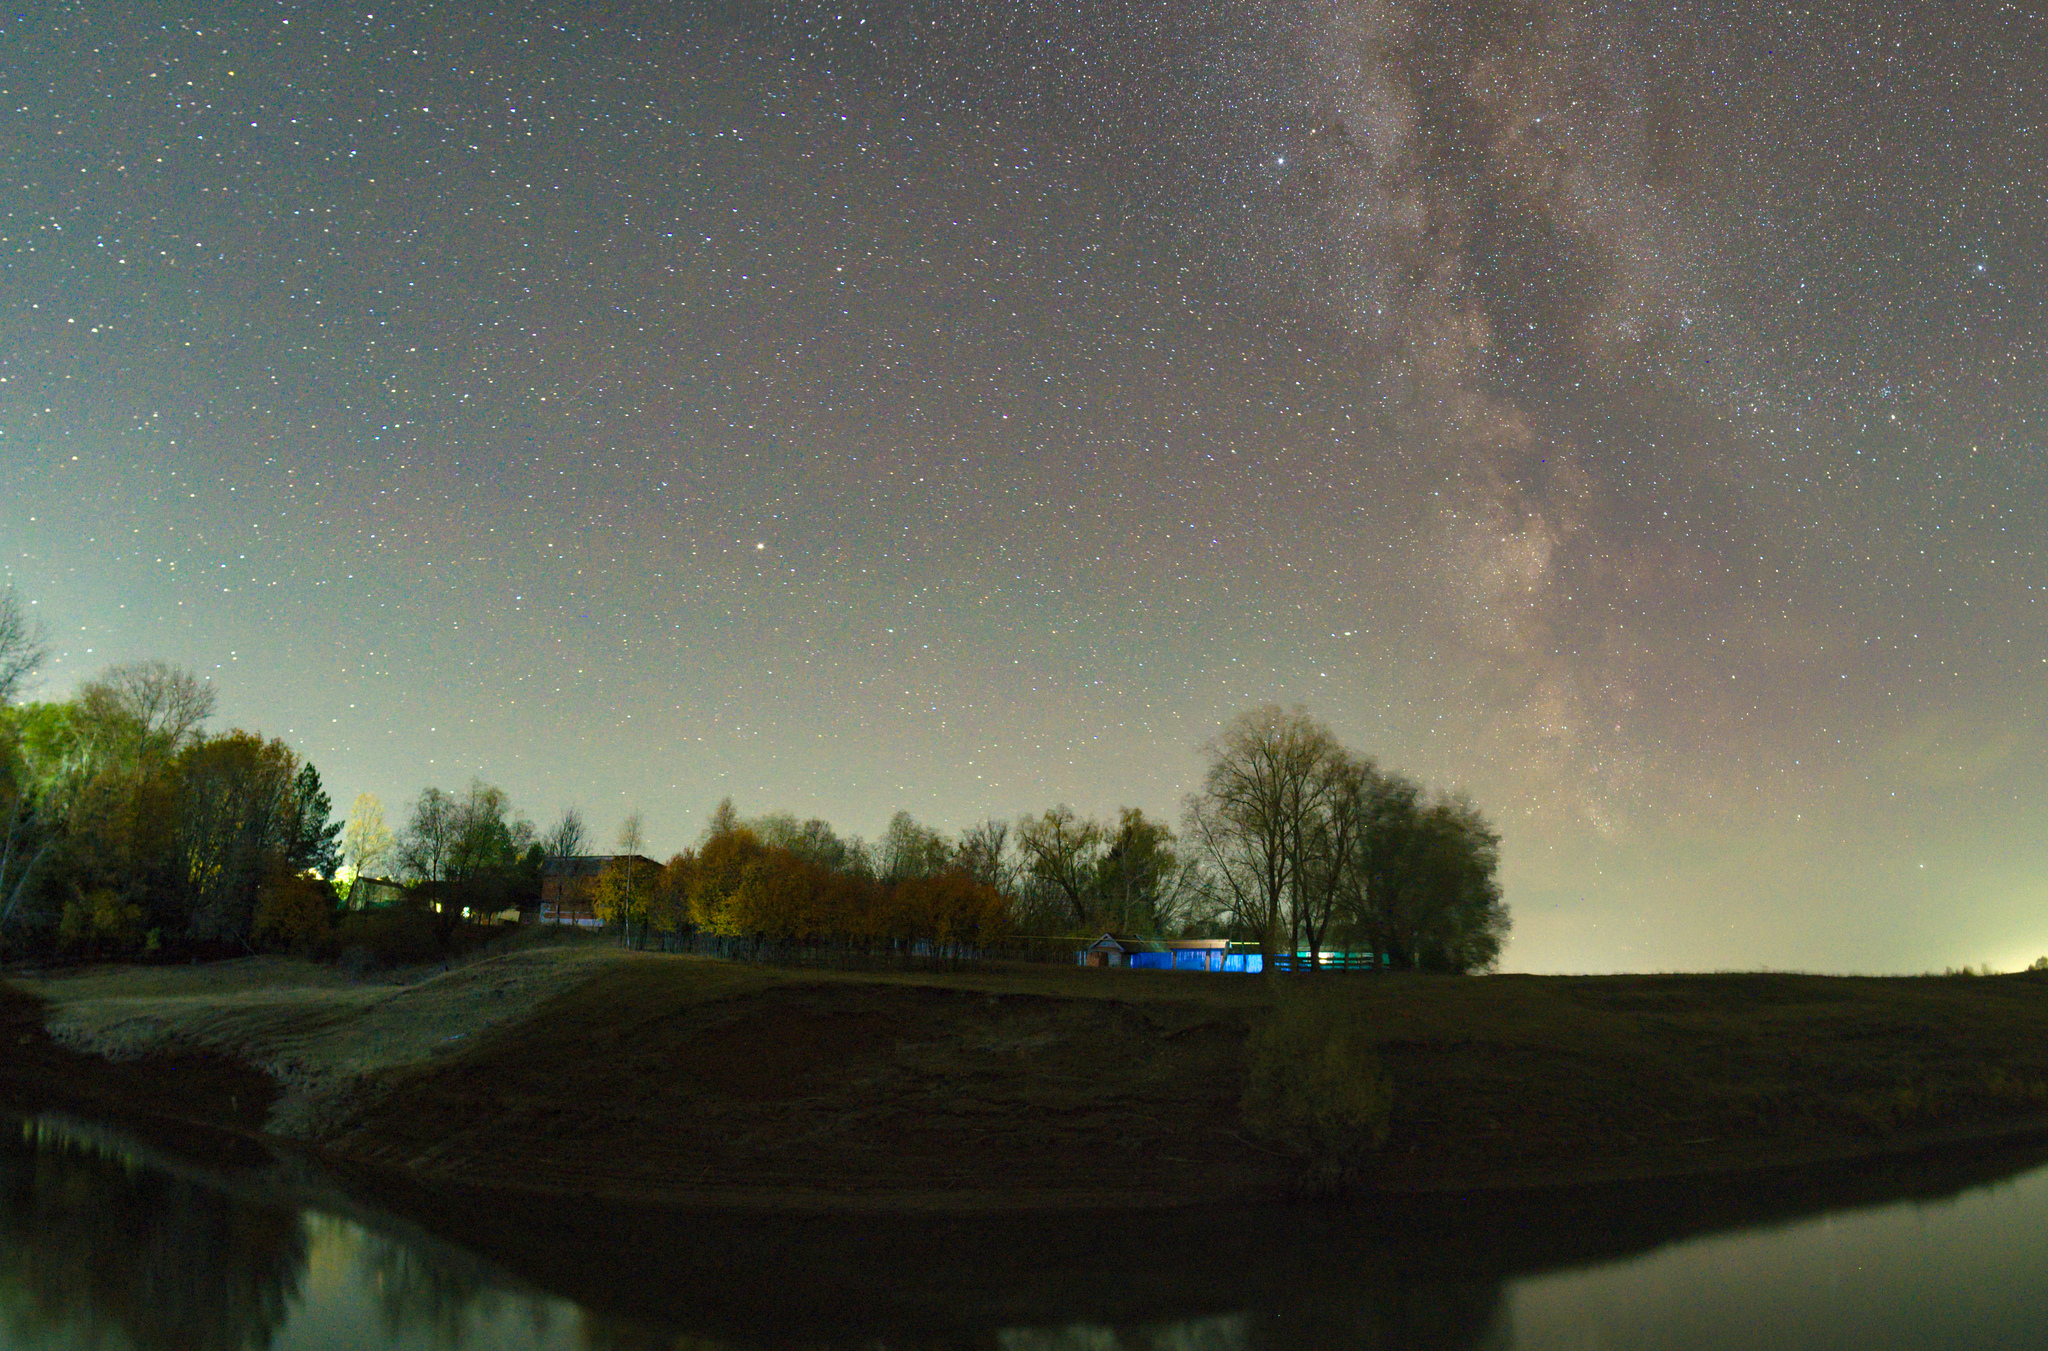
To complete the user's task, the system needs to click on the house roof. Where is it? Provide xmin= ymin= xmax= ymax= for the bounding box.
xmin=542 ymin=853 xmax=661 ymax=878
xmin=1083 ymin=933 xmax=1168 ymax=953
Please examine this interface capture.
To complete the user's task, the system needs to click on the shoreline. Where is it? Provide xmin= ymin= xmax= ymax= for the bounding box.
xmin=10 ymin=954 xmax=2048 ymax=1215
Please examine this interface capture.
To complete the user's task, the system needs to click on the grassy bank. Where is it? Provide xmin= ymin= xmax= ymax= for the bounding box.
xmin=19 ymin=936 xmax=639 ymax=1139
xmin=9 ymin=951 xmax=2048 ymax=1206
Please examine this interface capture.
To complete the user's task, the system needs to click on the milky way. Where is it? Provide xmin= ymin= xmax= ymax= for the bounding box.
xmin=1256 ymin=0 xmax=1726 ymax=829
xmin=4 ymin=1 xmax=2043 ymax=970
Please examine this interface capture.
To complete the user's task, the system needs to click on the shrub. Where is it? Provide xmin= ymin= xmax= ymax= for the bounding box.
xmin=253 ymin=873 xmax=337 ymax=953
xmin=58 ymin=889 xmax=147 ymax=951
xmin=313 ymin=898 xmax=515 ymax=973
xmin=1983 ymin=1068 xmax=2048 ymax=1108
xmin=1242 ymin=989 xmax=1393 ymax=1191
xmin=318 ymin=905 xmax=442 ymax=970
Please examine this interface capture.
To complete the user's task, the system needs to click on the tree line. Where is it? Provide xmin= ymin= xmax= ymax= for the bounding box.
xmin=0 ymin=585 xmax=1507 ymax=971
xmin=501 ymin=704 xmax=1507 ymax=973
xmin=0 ymin=653 xmax=339 ymax=958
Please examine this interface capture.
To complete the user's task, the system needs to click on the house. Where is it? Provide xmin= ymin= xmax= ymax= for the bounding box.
xmin=1077 ymin=933 xmax=1158 ymax=967
xmin=345 ymin=876 xmax=409 ymax=910
xmin=537 ymin=854 xmax=660 ymax=927
xmin=1076 ymin=934 xmax=1257 ymax=972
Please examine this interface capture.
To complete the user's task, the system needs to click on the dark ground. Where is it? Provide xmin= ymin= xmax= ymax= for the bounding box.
xmin=9 ymin=959 xmax=2048 ymax=1207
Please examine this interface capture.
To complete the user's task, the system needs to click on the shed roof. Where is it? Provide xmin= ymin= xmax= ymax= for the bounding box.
xmin=542 ymin=853 xmax=661 ymax=878
xmin=1083 ymin=933 xmax=1168 ymax=953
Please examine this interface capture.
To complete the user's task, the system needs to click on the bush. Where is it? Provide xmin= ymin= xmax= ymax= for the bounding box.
xmin=313 ymin=898 xmax=522 ymax=973
xmin=317 ymin=905 xmax=443 ymax=970
xmin=253 ymin=873 xmax=337 ymax=953
xmin=1242 ymin=989 xmax=1393 ymax=1191
xmin=58 ymin=889 xmax=147 ymax=952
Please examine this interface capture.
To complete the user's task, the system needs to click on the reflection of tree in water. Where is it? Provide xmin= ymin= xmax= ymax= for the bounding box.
xmin=998 ymin=1315 xmax=1250 ymax=1351
xmin=0 ymin=1125 xmax=1519 ymax=1351
xmin=0 ymin=1125 xmax=307 ymax=1351
xmin=574 ymin=1278 xmax=1505 ymax=1351
xmin=993 ymin=1285 xmax=1506 ymax=1351
xmin=1253 ymin=1279 xmax=1509 ymax=1351
xmin=352 ymin=1224 xmax=559 ymax=1348
xmin=579 ymin=1320 xmax=786 ymax=1351
xmin=578 ymin=1324 xmax=1026 ymax=1351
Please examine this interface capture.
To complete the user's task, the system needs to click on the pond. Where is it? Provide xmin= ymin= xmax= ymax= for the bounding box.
xmin=6 ymin=1115 xmax=2048 ymax=1349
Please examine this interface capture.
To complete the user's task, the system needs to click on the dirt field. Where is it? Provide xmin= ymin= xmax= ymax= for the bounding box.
xmin=10 ymin=950 xmax=2048 ymax=1208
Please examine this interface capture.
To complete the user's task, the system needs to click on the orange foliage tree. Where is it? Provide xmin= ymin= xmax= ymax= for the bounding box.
xmin=890 ymin=870 xmax=1012 ymax=953
xmin=676 ymin=815 xmax=1014 ymax=956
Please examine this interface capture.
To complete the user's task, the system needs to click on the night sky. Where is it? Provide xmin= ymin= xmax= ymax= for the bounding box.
xmin=6 ymin=1 xmax=2043 ymax=972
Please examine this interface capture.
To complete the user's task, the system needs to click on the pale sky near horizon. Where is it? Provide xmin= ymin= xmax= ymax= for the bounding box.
xmin=6 ymin=0 xmax=2044 ymax=972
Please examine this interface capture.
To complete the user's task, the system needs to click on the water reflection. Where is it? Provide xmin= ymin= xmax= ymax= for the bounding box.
xmin=0 ymin=1119 xmax=306 ymax=1351
xmin=985 ymin=1287 xmax=1510 ymax=1351
xmin=0 ymin=1120 xmax=578 ymax=1351
xmin=351 ymin=1224 xmax=566 ymax=1348
xmin=5 ymin=1115 xmax=2048 ymax=1350
xmin=576 ymin=1283 xmax=1510 ymax=1351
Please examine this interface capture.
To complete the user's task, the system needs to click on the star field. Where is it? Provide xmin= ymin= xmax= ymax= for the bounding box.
xmin=4 ymin=0 xmax=2044 ymax=971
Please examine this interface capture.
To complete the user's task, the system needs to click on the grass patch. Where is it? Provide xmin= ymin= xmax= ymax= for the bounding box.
xmin=1242 ymin=984 xmax=1392 ymax=1192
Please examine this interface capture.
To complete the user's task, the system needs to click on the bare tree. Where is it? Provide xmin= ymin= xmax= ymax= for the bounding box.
xmin=1015 ymin=805 xmax=1106 ymax=929
xmin=1181 ymin=705 xmax=1341 ymax=960
xmin=74 ymin=660 xmax=215 ymax=763
xmin=396 ymin=787 xmax=459 ymax=883
xmin=0 ymin=587 xmax=47 ymax=705
xmin=445 ymin=780 xmax=519 ymax=879
xmin=954 ymin=819 xmax=1012 ymax=894
xmin=1147 ymin=853 xmax=1213 ymax=938
xmin=1292 ymin=751 xmax=1374 ymax=967
xmin=542 ymin=806 xmax=589 ymax=864
xmin=878 ymin=809 xmax=951 ymax=882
